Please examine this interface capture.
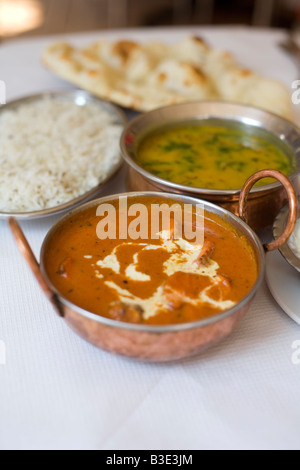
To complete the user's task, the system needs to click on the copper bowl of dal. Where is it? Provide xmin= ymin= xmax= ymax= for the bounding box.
xmin=121 ymin=101 xmax=300 ymax=232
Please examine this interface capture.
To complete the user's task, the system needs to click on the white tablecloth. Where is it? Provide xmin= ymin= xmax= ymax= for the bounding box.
xmin=0 ymin=26 xmax=300 ymax=451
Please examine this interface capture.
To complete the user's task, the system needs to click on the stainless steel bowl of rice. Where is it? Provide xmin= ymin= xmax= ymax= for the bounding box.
xmin=0 ymin=89 xmax=127 ymax=219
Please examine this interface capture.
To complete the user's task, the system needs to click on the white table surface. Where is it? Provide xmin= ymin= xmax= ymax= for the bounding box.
xmin=0 ymin=26 xmax=300 ymax=451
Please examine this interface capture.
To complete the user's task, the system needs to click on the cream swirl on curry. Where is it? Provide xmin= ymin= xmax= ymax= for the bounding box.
xmin=91 ymin=231 xmax=235 ymax=321
xmin=44 ymin=197 xmax=258 ymax=325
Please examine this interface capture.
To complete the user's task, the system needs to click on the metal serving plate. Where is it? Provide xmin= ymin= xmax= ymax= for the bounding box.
xmin=0 ymin=89 xmax=127 ymax=220
xmin=273 ymin=196 xmax=300 ymax=273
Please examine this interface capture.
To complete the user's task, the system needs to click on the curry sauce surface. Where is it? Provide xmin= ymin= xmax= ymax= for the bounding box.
xmin=44 ymin=197 xmax=258 ymax=325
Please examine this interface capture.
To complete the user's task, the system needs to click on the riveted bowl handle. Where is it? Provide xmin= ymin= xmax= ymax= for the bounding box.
xmin=238 ymin=170 xmax=298 ymax=252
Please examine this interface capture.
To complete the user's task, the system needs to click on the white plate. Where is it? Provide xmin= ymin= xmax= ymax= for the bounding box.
xmin=266 ymin=249 xmax=300 ymax=325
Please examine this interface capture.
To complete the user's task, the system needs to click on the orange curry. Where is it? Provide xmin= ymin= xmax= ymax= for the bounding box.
xmin=44 ymin=197 xmax=258 ymax=325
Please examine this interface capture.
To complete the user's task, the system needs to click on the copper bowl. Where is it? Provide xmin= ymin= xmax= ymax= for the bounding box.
xmin=120 ymin=101 xmax=300 ymax=232
xmin=9 ymin=170 xmax=298 ymax=363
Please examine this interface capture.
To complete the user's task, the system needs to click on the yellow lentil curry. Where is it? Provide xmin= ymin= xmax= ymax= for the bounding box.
xmin=135 ymin=121 xmax=294 ymax=190
xmin=44 ymin=197 xmax=258 ymax=326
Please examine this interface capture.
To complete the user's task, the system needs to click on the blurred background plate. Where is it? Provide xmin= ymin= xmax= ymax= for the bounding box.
xmin=266 ymin=196 xmax=300 ymax=325
xmin=266 ymin=249 xmax=300 ymax=325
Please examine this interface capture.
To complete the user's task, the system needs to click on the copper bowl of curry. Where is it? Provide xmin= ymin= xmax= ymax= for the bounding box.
xmin=8 ymin=170 xmax=298 ymax=362
xmin=121 ymin=101 xmax=300 ymax=232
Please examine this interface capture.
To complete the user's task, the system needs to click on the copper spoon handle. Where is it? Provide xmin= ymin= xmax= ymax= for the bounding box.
xmin=8 ymin=217 xmax=64 ymax=317
xmin=239 ymin=169 xmax=298 ymax=253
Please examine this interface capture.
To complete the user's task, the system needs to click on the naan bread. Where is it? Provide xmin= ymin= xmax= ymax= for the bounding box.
xmin=42 ymin=36 xmax=293 ymax=120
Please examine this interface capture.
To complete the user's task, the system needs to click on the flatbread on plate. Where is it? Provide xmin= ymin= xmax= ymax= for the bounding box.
xmin=42 ymin=36 xmax=293 ymax=120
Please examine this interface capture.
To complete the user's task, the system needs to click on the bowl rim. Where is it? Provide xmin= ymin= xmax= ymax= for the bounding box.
xmin=39 ymin=191 xmax=266 ymax=333
xmin=120 ymin=100 xmax=300 ymax=196
xmin=0 ymin=89 xmax=127 ymax=220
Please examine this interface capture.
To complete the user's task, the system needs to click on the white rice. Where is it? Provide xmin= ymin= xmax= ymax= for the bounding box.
xmin=0 ymin=97 xmax=124 ymax=213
